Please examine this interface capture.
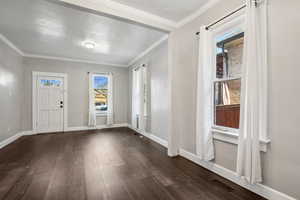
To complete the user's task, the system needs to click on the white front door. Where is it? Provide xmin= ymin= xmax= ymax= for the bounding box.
xmin=36 ymin=75 xmax=65 ymax=133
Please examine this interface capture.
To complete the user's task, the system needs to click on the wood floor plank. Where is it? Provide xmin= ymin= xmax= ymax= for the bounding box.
xmin=0 ymin=128 xmax=266 ymax=200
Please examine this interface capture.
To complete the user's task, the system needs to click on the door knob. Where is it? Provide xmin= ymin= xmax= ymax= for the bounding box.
xmin=60 ymin=105 xmax=63 ymax=108
xmin=60 ymin=101 xmax=64 ymax=105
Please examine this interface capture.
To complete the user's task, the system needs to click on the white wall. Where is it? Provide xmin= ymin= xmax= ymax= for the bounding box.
xmin=0 ymin=39 xmax=24 ymax=142
xmin=22 ymin=57 xmax=129 ymax=130
xmin=168 ymin=0 xmax=300 ymax=199
xmin=129 ymin=40 xmax=169 ymax=141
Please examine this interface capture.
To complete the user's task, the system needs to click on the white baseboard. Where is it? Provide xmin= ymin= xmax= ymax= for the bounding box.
xmin=0 ymin=124 xmax=129 ymax=149
xmin=23 ymin=130 xmax=35 ymax=136
xmin=149 ymin=134 xmax=168 ymax=148
xmin=66 ymin=123 xmax=128 ymax=132
xmin=179 ymin=149 xmax=297 ymax=200
xmin=65 ymin=126 xmax=97 ymax=132
xmin=127 ymin=125 xmax=168 ymax=148
xmin=98 ymin=123 xmax=129 ymax=129
xmin=0 ymin=132 xmax=23 ymax=149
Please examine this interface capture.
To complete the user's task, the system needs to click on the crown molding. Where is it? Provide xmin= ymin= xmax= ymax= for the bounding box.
xmin=0 ymin=34 xmax=25 ymax=56
xmin=127 ymin=35 xmax=168 ymax=67
xmin=0 ymin=33 xmax=127 ymax=67
xmin=176 ymin=0 xmax=221 ymax=28
xmin=23 ymin=53 xmax=128 ymax=67
xmin=52 ymin=0 xmax=176 ymax=32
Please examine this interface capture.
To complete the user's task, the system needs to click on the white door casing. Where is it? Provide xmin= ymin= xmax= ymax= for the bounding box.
xmin=32 ymin=72 xmax=68 ymax=133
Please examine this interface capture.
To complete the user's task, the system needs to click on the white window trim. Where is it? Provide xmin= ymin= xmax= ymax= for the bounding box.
xmin=96 ymin=112 xmax=108 ymax=117
xmin=210 ymin=15 xmax=244 ymax=135
xmin=212 ymin=128 xmax=271 ymax=152
xmin=92 ymin=73 xmax=109 ymax=117
xmin=209 ymin=14 xmax=270 ymax=151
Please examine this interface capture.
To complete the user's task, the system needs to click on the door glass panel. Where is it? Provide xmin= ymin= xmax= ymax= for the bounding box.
xmin=40 ymin=79 xmax=62 ymax=87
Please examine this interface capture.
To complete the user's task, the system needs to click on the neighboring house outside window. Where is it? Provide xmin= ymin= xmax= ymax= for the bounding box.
xmin=212 ymin=17 xmax=245 ymax=133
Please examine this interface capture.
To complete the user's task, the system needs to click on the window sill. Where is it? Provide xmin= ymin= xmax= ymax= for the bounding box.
xmin=212 ymin=128 xmax=271 ymax=152
xmin=96 ymin=113 xmax=107 ymax=117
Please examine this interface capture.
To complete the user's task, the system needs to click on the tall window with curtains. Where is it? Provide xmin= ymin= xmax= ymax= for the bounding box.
xmin=197 ymin=0 xmax=269 ymax=183
xmin=212 ymin=18 xmax=245 ymax=132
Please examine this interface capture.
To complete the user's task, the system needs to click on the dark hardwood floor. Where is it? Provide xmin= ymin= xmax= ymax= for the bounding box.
xmin=0 ymin=128 xmax=266 ymax=200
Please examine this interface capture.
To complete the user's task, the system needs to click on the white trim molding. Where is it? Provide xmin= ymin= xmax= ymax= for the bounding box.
xmin=0 ymin=123 xmax=129 ymax=149
xmin=127 ymin=125 xmax=168 ymax=148
xmin=22 ymin=131 xmax=35 ymax=136
xmin=0 ymin=34 xmax=25 ymax=56
xmin=0 ymin=132 xmax=23 ymax=149
xmin=24 ymin=53 xmax=128 ymax=68
xmin=127 ymin=35 xmax=169 ymax=67
xmin=179 ymin=149 xmax=297 ymax=200
xmin=212 ymin=129 xmax=271 ymax=152
xmin=66 ymin=123 xmax=129 ymax=132
xmin=148 ymin=133 xmax=168 ymax=148
xmin=0 ymin=33 xmax=127 ymax=68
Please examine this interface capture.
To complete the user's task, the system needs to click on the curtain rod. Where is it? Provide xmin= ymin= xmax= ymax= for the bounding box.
xmin=133 ymin=63 xmax=147 ymax=71
xmin=195 ymin=0 xmax=262 ymax=35
xmin=206 ymin=4 xmax=246 ymax=31
xmin=196 ymin=4 xmax=246 ymax=35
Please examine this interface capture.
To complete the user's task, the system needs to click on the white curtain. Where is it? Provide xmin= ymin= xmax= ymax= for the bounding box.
xmin=196 ymin=26 xmax=214 ymax=161
xmin=88 ymin=73 xmax=96 ymax=127
xmin=107 ymin=73 xmax=114 ymax=125
xmin=237 ymin=0 xmax=268 ymax=184
xmin=132 ymin=69 xmax=138 ymax=129
xmin=138 ymin=67 xmax=146 ymax=132
xmin=131 ymin=66 xmax=146 ymax=131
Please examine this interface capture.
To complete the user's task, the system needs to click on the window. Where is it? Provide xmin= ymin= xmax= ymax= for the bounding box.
xmin=212 ymin=20 xmax=245 ymax=131
xmin=93 ymin=75 xmax=108 ymax=115
xmin=40 ymin=79 xmax=61 ymax=87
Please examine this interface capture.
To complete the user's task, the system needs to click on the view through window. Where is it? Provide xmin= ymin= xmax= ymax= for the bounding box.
xmin=213 ymin=30 xmax=244 ymax=129
xmin=93 ymin=75 xmax=108 ymax=114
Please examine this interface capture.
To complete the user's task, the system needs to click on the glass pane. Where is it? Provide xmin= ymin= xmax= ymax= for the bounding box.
xmin=216 ymin=31 xmax=244 ymax=79
xmin=41 ymin=79 xmax=51 ymax=86
xmin=51 ymin=80 xmax=61 ymax=87
xmin=214 ymin=79 xmax=241 ymax=129
xmin=40 ymin=79 xmax=61 ymax=87
xmin=94 ymin=76 xmax=108 ymax=112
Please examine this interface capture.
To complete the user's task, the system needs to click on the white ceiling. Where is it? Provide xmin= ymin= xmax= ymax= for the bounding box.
xmin=0 ymin=0 xmax=167 ymax=66
xmin=111 ymin=0 xmax=210 ymax=21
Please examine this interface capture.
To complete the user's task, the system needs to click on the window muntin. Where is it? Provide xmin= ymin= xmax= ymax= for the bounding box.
xmin=93 ymin=75 xmax=108 ymax=114
xmin=213 ymin=28 xmax=244 ymax=130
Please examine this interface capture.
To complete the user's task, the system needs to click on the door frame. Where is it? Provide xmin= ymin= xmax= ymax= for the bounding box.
xmin=32 ymin=71 xmax=68 ymax=133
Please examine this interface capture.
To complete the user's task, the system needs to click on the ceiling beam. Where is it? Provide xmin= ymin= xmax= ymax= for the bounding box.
xmin=51 ymin=0 xmax=176 ymax=32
